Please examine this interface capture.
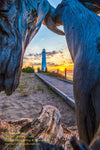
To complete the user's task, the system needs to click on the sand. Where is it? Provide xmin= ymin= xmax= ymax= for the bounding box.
xmin=0 ymin=73 xmax=76 ymax=128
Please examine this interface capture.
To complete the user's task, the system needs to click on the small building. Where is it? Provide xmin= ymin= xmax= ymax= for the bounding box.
xmin=41 ymin=49 xmax=47 ymax=72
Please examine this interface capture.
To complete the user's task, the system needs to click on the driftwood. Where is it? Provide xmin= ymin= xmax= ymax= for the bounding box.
xmin=1 ymin=0 xmax=99 ymax=96
xmin=24 ymin=130 xmax=100 ymax=150
xmin=1 ymin=0 xmax=100 ymax=149
xmin=0 ymin=105 xmax=78 ymax=150
xmin=0 ymin=104 xmax=99 ymax=149
xmin=0 ymin=0 xmax=64 ymax=95
xmin=25 ymin=135 xmax=64 ymax=150
xmin=0 ymin=0 xmax=99 ymax=95
xmin=79 ymin=0 xmax=100 ymax=14
xmin=44 ymin=0 xmax=100 ymax=146
xmin=70 ymin=126 xmax=100 ymax=150
xmin=24 ymin=127 xmax=100 ymax=150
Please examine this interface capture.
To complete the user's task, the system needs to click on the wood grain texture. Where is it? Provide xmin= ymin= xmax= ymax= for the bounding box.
xmin=0 ymin=0 xmax=55 ymax=95
xmin=52 ymin=0 xmax=100 ymax=145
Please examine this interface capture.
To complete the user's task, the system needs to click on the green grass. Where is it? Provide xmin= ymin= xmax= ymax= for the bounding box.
xmin=18 ymin=80 xmax=29 ymax=96
xmin=41 ymin=71 xmax=73 ymax=83
xmin=37 ymin=84 xmax=44 ymax=93
xmin=41 ymin=71 xmax=65 ymax=79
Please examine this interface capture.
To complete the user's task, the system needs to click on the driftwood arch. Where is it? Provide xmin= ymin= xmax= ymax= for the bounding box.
xmin=1 ymin=0 xmax=100 ymax=149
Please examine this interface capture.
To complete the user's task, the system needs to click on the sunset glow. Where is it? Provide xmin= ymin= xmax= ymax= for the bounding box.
xmin=23 ymin=47 xmax=74 ymax=74
xmin=61 ymin=68 xmax=64 ymax=72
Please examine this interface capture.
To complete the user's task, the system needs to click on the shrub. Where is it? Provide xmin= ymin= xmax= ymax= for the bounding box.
xmin=22 ymin=66 xmax=34 ymax=73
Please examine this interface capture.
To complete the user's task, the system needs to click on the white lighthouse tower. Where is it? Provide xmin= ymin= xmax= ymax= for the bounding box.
xmin=42 ymin=49 xmax=47 ymax=72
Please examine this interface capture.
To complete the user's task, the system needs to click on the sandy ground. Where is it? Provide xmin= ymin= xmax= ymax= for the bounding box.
xmin=0 ymin=73 xmax=77 ymax=128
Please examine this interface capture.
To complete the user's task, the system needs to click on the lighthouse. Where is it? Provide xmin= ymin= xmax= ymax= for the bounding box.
xmin=42 ymin=49 xmax=47 ymax=72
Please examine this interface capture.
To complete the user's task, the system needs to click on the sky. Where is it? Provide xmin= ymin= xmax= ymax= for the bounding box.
xmin=23 ymin=0 xmax=74 ymax=75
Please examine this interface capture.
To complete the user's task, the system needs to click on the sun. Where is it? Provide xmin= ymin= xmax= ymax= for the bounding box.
xmin=61 ymin=68 xmax=64 ymax=72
